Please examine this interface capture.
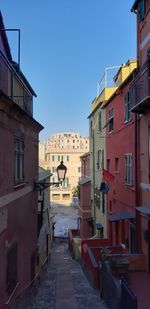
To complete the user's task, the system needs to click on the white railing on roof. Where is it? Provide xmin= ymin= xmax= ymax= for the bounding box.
xmin=97 ymin=65 xmax=121 ymax=97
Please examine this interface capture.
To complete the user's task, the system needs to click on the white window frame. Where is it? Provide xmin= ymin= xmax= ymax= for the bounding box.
xmin=15 ymin=138 xmax=24 ymax=183
xmin=125 ymin=154 xmax=132 ymax=185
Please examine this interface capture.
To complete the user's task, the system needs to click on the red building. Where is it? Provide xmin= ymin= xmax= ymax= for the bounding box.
xmin=103 ymin=60 xmax=137 ymax=252
xmin=78 ymin=152 xmax=93 ymax=238
xmin=0 ymin=12 xmax=43 ymax=308
xmin=130 ymin=0 xmax=150 ymax=272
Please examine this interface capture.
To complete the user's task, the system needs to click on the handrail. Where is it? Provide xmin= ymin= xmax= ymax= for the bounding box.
xmin=0 ymin=255 xmax=49 ymax=308
xmin=5 ymin=283 xmax=19 ymax=305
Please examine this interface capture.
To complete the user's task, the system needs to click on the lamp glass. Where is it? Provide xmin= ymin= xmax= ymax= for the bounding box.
xmin=57 ymin=161 xmax=67 ymax=183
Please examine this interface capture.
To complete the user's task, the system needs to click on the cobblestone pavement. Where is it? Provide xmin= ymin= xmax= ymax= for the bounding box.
xmin=27 ymin=239 xmax=108 ymax=309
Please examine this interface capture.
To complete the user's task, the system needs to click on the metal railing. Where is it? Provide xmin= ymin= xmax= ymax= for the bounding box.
xmin=0 ymin=50 xmax=33 ymax=116
xmin=100 ymin=260 xmax=121 ymax=309
xmin=121 ymin=279 xmax=137 ymax=309
xmin=130 ymin=62 xmax=150 ymax=112
xmin=100 ymin=260 xmax=138 ymax=309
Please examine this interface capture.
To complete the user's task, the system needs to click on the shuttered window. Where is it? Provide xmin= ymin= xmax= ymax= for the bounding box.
xmin=125 ymin=154 xmax=132 ymax=185
xmin=97 ymin=149 xmax=104 ymax=170
xmin=124 ymin=92 xmax=131 ymax=122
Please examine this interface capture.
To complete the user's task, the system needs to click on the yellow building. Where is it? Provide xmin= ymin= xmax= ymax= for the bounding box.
xmin=88 ymin=60 xmax=137 ymax=238
xmin=39 ymin=142 xmax=49 ymax=170
xmin=45 ymin=132 xmax=89 ymax=206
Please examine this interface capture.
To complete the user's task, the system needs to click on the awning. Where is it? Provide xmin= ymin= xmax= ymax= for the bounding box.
xmin=96 ymin=223 xmax=103 ymax=230
xmin=109 ymin=211 xmax=135 ymax=222
xmin=136 ymin=206 xmax=150 ymax=215
xmin=79 ymin=176 xmax=91 ymax=185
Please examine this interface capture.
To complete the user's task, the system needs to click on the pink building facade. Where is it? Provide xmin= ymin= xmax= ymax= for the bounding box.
xmin=130 ymin=0 xmax=150 ymax=271
xmin=104 ymin=68 xmax=136 ymax=252
xmin=78 ymin=153 xmax=93 ymax=238
xmin=0 ymin=13 xmax=43 ymax=308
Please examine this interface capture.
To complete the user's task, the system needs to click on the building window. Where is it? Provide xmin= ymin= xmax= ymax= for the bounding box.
xmin=97 ymin=149 xmax=104 ymax=170
xmin=124 ymin=92 xmax=131 ymax=122
xmin=6 ymin=243 xmax=18 ymax=296
xmin=115 ymin=157 xmax=119 ymax=172
xmin=15 ymin=138 xmax=24 ymax=183
xmin=52 ymin=194 xmax=60 ymax=200
xmin=67 ymin=156 xmax=69 ymax=161
xmin=100 ymin=192 xmax=105 ymax=213
xmin=52 ymin=177 xmax=55 ymax=187
xmin=109 ymin=108 xmax=113 ymax=132
xmin=62 ymin=177 xmax=69 ymax=188
xmin=94 ymin=188 xmax=100 ymax=209
xmin=61 ymin=156 xmax=63 ymax=161
xmin=66 ymin=177 xmax=69 ymax=187
xmin=107 ymin=159 xmax=110 ymax=171
xmin=109 ymin=200 xmax=112 ymax=212
xmin=62 ymin=194 xmax=70 ymax=200
xmin=58 ymin=155 xmax=60 ymax=161
xmin=78 ymin=167 xmax=81 ymax=173
xmin=52 ymin=155 xmax=55 ymax=161
xmin=125 ymin=154 xmax=132 ymax=185
xmin=98 ymin=111 xmax=102 ymax=131
xmin=138 ymin=0 xmax=145 ymax=21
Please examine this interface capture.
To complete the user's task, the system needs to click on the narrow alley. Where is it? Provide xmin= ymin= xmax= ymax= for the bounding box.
xmin=27 ymin=239 xmax=108 ymax=309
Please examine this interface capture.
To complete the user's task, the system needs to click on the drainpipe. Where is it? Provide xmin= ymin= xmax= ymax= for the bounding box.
xmin=135 ymin=112 xmax=139 ymax=252
xmin=92 ymin=126 xmax=96 ymax=233
xmin=135 ymin=113 xmax=138 ymax=207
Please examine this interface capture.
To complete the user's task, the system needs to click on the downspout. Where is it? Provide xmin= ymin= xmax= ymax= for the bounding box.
xmin=135 ymin=113 xmax=138 ymax=206
xmin=92 ymin=125 xmax=96 ymax=233
xmin=135 ymin=112 xmax=139 ymax=252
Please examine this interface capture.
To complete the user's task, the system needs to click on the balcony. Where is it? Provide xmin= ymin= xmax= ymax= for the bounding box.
xmin=0 ymin=50 xmax=33 ymax=116
xmin=130 ymin=62 xmax=150 ymax=113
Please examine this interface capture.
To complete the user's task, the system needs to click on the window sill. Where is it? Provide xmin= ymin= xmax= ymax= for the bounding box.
xmin=114 ymin=171 xmax=119 ymax=174
xmin=14 ymin=182 xmax=26 ymax=189
xmin=124 ymin=119 xmax=131 ymax=124
xmin=125 ymin=182 xmax=133 ymax=187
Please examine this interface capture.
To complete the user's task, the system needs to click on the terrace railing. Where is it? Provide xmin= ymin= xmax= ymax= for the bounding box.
xmin=130 ymin=62 xmax=150 ymax=113
xmin=121 ymin=279 xmax=137 ymax=309
xmin=0 ymin=50 xmax=33 ymax=116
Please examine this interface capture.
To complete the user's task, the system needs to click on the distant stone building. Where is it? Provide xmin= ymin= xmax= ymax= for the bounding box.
xmin=45 ymin=132 xmax=89 ymax=205
xmin=39 ymin=142 xmax=49 ymax=170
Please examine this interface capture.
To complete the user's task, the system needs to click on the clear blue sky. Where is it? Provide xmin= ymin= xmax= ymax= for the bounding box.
xmin=1 ymin=1 xmax=136 ymax=142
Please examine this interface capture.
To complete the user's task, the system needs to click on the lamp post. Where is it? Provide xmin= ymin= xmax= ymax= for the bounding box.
xmin=36 ymin=161 xmax=67 ymax=232
xmin=35 ymin=161 xmax=67 ymax=190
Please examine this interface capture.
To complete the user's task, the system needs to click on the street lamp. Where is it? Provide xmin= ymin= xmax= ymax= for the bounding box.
xmin=35 ymin=161 xmax=67 ymax=190
xmin=57 ymin=161 xmax=67 ymax=185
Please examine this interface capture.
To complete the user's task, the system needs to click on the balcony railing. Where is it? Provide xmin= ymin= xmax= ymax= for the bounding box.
xmin=130 ymin=62 xmax=150 ymax=113
xmin=0 ymin=50 xmax=33 ymax=116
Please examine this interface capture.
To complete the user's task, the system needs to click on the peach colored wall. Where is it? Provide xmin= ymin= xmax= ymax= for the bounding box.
xmin=139 ymin=113 xmax=150 ymax=205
